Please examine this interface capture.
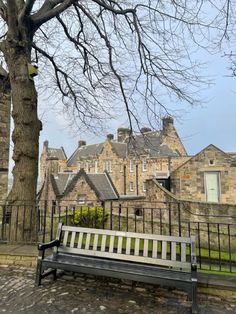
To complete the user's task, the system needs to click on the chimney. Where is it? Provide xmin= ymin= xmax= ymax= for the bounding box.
xmin=78 ymin=140 xmax=86 ymax=148
xmin=107 ymin=134 xmax=114 ymax=141
xmin=140 ymin=127 xmax=152 ymax=134
xmin=44 ymin=140 xmax=49 ymax=151
xmin=117 ymin=127 xmax=131 ymax=142
xmin=162 ymin=116 xmax=174 ymax=135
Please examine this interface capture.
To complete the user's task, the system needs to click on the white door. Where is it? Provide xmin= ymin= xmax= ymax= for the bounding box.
xmin=205 ymin=172 xmax=220 ymax=202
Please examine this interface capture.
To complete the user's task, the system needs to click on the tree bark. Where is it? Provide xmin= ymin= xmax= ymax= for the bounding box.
xmin=3 ymin=27 xmax=42 ymax=242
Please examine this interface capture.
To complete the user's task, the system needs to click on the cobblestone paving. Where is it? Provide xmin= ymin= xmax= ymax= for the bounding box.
xmin=0 ymin=265 xmax=236 ymax=314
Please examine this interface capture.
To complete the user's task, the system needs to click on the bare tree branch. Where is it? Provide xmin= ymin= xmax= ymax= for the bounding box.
xmin=32 ymin=0 xmax=75 ymax=28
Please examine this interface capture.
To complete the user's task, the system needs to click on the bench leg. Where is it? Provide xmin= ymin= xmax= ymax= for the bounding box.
xmin=53 ymin=269 xmax=57 ymax=281
xmin=191 ymin=280 xmax=198 ymax=314
xmin=35 ymin=259 xmax=43 ymax=286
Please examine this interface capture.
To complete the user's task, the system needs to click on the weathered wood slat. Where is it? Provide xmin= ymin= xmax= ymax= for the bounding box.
xmin=117 ymin=236 xmax=123 ymax=254
xmin=93 ymin=234 xmax=98 ymax=251
xmin=63 ymin=231 xmax=69 ymax=246
xmin=61 ymin=226 xmax=191 ymax=243
xmin=171 ymin=242 xmax=176 ymax=261
xmin=134 ymin=238 xmax=140 ymax=256
xmin=60 ymin=246 xmax=191 ymax=269
xmin=161 ymin=241 xmax=167 ymax=260
xmin=85 ymin=233 xmax=91 ymax=250
xmin=152 ymin=240 xmax=158 ymax=258
xmin=70 ymin=231 xmax=76 ymax=248
xmin=77 ymin=232 xmax=83 ymax=249
xmin=109 ymin=235 xmax=114 ymax=253
xmin=101 ymin=235 xmax=106 ymax=252
xmin=143 ymin=239 xmax=148 ymax=257
xmin=181 ymin=243 xmax=186 ymax=262
xmin=126 ymin=237 xmax=131 ymax=255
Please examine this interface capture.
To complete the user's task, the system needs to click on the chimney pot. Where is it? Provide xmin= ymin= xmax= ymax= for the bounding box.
xmin=107 ymin=134 xmax=114 ymax=141
xmin=78 ymin=140 xmax=86 ymax=148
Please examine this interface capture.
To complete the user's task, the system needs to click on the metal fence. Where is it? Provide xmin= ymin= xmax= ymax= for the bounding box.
xmin=0 ymin=200 xmax=235 ymax=274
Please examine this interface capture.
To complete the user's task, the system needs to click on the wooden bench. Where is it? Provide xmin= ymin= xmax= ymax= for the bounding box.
xmin=36 ymin=223 xmax=198 ymax=313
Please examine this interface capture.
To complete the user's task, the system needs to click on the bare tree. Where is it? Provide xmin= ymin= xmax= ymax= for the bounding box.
xmin=0 ymin=0 xmax=231 ymax=241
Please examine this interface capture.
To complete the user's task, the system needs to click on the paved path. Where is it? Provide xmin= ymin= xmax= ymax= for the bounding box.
xmin=0 ymin=265 xmax=236 ymax=314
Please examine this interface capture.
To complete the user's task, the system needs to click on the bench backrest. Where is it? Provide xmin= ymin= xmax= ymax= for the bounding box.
xmin=55 ymin=224 xmax=196 ymax=270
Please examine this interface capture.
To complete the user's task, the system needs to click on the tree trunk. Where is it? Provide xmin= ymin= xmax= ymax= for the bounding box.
xmin=4 ymin=33 xmax=42 ymax=242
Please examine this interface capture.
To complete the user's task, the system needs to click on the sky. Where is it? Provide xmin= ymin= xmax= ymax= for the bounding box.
xmin=7 ymin=48 xmax=236 ymax=179
xmin=36 ymin=53 xmax=236 ymax=162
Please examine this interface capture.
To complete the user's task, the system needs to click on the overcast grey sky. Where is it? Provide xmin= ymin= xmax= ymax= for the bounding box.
xmin=37 ymin=52 xmax=235 ymax=162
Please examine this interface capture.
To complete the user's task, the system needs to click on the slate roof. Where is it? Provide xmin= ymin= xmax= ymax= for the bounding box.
xmin=47 ymin=147 xmax=67 ymax=160
xmin=67 ymin=143 xmax=103 ymax=166
xmin=128 ymin=131 xmax=180 ymax=157
xmin=110 ymin=142 xmax=127 ymax=158
xmin=51 ymin=173 xmax=76 ymax=195
xmin=51 ymin=170 xmax=119 ymax=200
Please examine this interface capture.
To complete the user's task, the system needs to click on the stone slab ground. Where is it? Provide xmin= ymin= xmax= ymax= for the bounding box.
xmin=0 ymin=264 xmax=236 ymax=314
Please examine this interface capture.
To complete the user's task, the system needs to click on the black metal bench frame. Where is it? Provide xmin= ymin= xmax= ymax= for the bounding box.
xmin=36 ymin=223 xmax=198 ymax=313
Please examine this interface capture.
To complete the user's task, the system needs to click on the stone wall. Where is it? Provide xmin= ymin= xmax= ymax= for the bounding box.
xmin=0 ymin=70 xmax=11 ymax=202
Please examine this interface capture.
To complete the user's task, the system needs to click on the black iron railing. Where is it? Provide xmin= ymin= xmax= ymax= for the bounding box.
xmin=0 ymin=200 xmax=235 ymax=274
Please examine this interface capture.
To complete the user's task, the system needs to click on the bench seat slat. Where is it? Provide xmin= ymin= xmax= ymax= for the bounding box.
xmin=59 ymin=246 xmax=191 ymax=269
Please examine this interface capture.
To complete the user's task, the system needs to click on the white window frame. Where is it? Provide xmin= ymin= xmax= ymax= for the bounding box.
xmin=142 ymin=158 xmax=147 ymax=172
xmin=129 ymin=181 xmax=134 ymax=191
xmin=77 ymin=194 xmax=86 ymax=204
xmin=104 ymin=160 xmax=112 ymax=173
xmin=95 ymin=161 xmax=98 ymax=173
xmin=130 ymin=159 xmax=134 ymax=172
xmin=143 ymin=182 xmax=147 ymax=192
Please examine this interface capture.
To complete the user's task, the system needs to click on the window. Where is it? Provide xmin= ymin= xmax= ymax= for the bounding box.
xmin=95 ymin=161 xmax=98 ymax=173
xmin=77 ymin=194 xmax=86 ymax=204
xmin=142 ymin=159 xmax=147 ymax=171
xmin=129 ymin=181 xmax=134 ymax=191
xmin=130 ymin=159 xmax=134 ymax=172
xmin=104 ymin=160 xmax=112 ymax=173
xmin=143 ymin=182 xmax=147 ymax=192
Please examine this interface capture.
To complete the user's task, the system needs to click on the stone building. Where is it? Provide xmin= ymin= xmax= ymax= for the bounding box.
xmin=0 ymin=67 xmax=11 ymax=201
xmin=40 ymin=117 xmax=189 ymax=197
xmin=171 ymin=144 xmax=236 ymax=203
xmin=38 ymin=168 xmax=119 ymax=206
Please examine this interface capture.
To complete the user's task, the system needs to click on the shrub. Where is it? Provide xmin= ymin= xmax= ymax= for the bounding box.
xmin=72 ymin=206 xmax=108 ymax=228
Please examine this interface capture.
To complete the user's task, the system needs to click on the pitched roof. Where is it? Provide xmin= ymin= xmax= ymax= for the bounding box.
xmin=47 ymin=147 xmax=67 ymax=160
xmin=110 ymin=141 xmax=127 ymax=158
xmin=128 ymin=131 xmax=180 ymax=158
xmin=67 ymin=143 xmax=103 ymax=166
xmin=172 ymin=144 xmax=234 ymax=173
xmin=51 ymin=169 xmax=119 ymax=200
xmin=51 ymin=173 xmax=76 ymax=195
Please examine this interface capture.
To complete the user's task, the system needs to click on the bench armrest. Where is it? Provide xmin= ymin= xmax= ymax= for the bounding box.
xmin=38 ymin=239 xmax=60 ymax=251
